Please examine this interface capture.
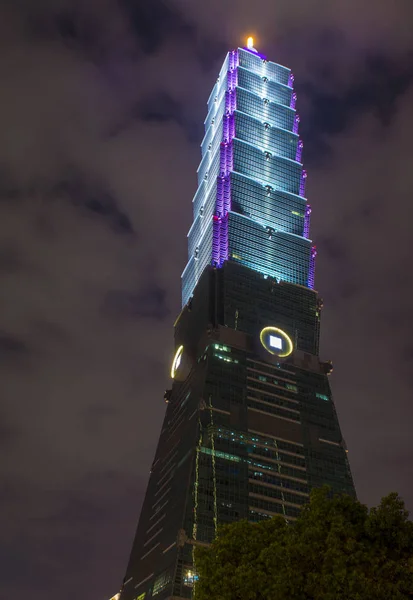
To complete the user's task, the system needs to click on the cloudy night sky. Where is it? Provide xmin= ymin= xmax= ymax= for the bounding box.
xmin=1 ymin=0 xmax=413 ymax=598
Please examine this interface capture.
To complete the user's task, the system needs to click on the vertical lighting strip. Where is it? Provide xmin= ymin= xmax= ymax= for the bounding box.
xmin=193 ymin=424 xmax=202 ymax=543
xmin=295 ymin=140 xmax=303 ymax=163
xmin=299 ymin=169 xmax=307 ymax=197
xmin=308 ymin=245 xmax=317 ymax=289
xmin=212 ymin=49 xmax=238 ymax=268
xmin=293 ymin=114 xmax=300 ymax=134
xmin=208 ymin=396 xmax=218 ymax=538
xmin=273 ymin=438 xmax=287 ymax=518
xmin=303 ymin=204 xmax=311 ymax=239
xmin=190 ymin=423 xmax=203 ymax=598
xmin=212 ymin=215 xmax=221 ymax=266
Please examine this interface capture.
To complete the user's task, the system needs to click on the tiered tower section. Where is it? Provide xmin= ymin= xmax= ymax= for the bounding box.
xmin=182 ymin=46 xmax=316 ymax=306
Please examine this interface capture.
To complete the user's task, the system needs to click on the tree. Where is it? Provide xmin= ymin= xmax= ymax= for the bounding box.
xmin=194 ymin=488 xmax=413 ymax=600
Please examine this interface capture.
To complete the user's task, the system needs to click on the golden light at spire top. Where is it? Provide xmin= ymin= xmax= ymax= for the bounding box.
xmin=247 ymin=36 xmax=254 ymax=50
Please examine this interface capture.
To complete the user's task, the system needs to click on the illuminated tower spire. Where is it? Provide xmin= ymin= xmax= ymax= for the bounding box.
xmin=181 ymin=41 xmax=314 ymax=306
xmin=246 ymin=36 xmax=255 ymax=50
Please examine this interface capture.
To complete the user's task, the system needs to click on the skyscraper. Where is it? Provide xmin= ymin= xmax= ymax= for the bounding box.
xmin=118 ymin=40 xmax=355 ymax=600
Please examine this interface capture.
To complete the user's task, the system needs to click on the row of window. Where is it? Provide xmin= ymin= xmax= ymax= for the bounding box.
xmin=237 ymin=67 xmax=292 ymax=107
xmin=213 ymin=437 xmax=305 ymax=468
xmin=235 ymin=111 xmax=298 ymax=160
xmin=233 ymin=140 xmax=301 ymax=194
xmin=249 ymin=469 xmax=308 ymax=493
xmin=249 ymin=483 xmax=307 ymax=506
xmin=230 ymin=173 xmax=306 ymax=236
xmin=249 ymin=496 xmax=300 ymax=518
xmin=215 ymin=427 xmax=305 ymax=456
xmin=248 ymin=400 xmax=301 ymax=422
xmin=237 ymin=87 xmax=295 ymax=131
xmin=238 ymin=49 xmax=290 ymax=87
xmin=199 ymin=445 xmax=307 ymax=482
xmin=248 ymin=376 xmax=298 ymax=394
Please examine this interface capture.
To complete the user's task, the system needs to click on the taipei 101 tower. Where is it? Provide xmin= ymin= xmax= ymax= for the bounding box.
xmin=115 ymin=38 xmax=355 ymax=600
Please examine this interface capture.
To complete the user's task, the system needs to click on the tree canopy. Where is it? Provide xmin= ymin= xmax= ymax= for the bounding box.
xmin=194 ymin=488 xmax=413 ymax=600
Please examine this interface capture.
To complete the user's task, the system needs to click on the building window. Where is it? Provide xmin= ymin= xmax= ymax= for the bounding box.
xmin=286 ymin=384 xmax=298 ymax=392
xmin=183 ymin=569 xmax=199 ymax=587
xmin=152 ymin=569 xmax=172 ymax=596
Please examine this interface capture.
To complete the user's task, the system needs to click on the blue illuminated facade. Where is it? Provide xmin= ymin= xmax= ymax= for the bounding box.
xmin=182 ymin=46 xmax=315 ymax=306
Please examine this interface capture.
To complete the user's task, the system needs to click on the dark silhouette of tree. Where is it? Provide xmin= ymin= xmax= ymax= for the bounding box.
xmin=195 ymin=487 xmax=413 ymax=599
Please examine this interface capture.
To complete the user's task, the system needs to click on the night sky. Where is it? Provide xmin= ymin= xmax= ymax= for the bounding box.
xmin=1 ymin=0 xmax=413 ymax=598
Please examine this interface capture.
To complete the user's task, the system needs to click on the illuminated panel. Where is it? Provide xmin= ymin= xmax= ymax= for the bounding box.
xmin=269 ymin=335 xmax=282 ymax=349
xmin=171 ymin=345 xmax=184 ymax=379
xmin=260 ymin=326 xmax=294 ymax=358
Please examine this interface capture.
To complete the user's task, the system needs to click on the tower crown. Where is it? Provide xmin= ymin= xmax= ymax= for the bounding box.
xmin=181 ymin=44 xmax=315 ymax=306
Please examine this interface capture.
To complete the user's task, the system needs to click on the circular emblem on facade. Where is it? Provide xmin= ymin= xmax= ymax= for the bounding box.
xmin=171 ymin=345 xmax=184 ymax=379
xmin=259 ymin=326 xmax=293 ymax=358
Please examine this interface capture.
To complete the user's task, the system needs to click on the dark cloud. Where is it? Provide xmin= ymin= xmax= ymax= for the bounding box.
xmin=0 ymin=331 xmax=29 ymax=360
xmin=299 ymin=48 xmax=413 ymax=163
xmin=120 ymin=0 xmax=194 ymax=54
xmin=52 ymin=172 xmax=135 ymax=234
xmin=316 ymin=235 xmax=347 ymax=262
xmin=138 ymin=91 xmax=183 ymax=124
xmin=0 ymin=168 xmax=20 ymax=202
xmin=103 ymin=284 xmax=170 ymax=320
xmin=0 ymin=244 xmax=25 ymax=274
xmin=136 ymin=91 xmax=201 ymax=141
xmin=0 ymin=419 xmax=19 ymax=450
xmin=0 ymin=0 xmax=413 ymax=599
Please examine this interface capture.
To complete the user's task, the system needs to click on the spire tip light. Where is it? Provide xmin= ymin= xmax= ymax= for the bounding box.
xmin=247 ymin=36 xmax=254 ymax=50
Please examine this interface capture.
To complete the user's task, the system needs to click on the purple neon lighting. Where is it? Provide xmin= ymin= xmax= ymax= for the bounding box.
xmin=243 ymin=47 xmax=267 ymax=60
xmin=300 ymin=170 xmax=307 ymax=197
xmin=223 ymin=176 xmax=231 ymax=213
xmin=212 ymin=215 xmax=221 ymax=266
xmin=308 ymin=245 xmax=317 ymax=289
xmin=212 ymin=51 xmax=238 ymax=268
xmin=216 ymin=177 xmax=224 ymax=217
xmin=223 ymin=114 xmax=229 ymax=142
xmin=296 ymin=140 xmax=303 ymax=162
xmin=303 ymin=204 xmax=311 ymax=238
xmin=229 ymin=114 xmax=236 ymax=139
xmin=229 ymin=49 xmax=239 ymax=70
xmin=288 ymin=72 xmax=294 ymax=88
xmin=228 ymin=68 xmax=238 ymax=90
xmin=212 ymin=213 xmax=230 ymax=267
xmin=290 ymin=92 xmax=297 ymax=109
xmin=293 ymin=114 xmax=300 ymax=134
xmin=223 ymin=114 xmax=235 ymax=143
xmin=220 ymin=214 xmax=229 ymax=263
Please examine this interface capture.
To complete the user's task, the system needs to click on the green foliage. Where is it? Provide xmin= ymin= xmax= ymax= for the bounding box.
xmin=194 ymin=488 xmax=413 ymax=600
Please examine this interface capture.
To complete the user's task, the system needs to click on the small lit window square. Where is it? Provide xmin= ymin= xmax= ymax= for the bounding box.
xmin=269 ymin=335 xmax=282 ymax=349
